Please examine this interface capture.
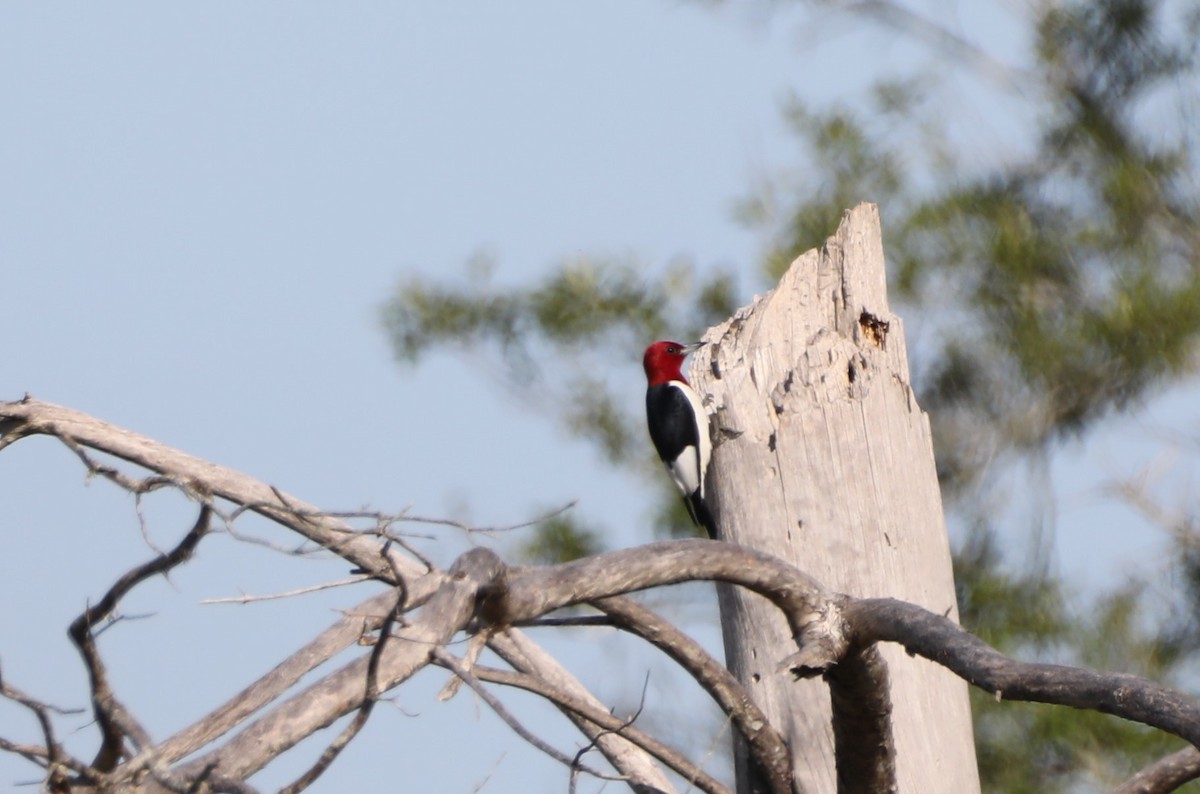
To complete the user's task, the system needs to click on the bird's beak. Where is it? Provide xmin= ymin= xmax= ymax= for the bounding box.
xmin=682 ymin=342 xmax=703 ymax=355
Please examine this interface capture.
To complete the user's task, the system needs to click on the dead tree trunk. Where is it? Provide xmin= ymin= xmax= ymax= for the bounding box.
xmin=692 ymin=203 xmax=981 ymax=793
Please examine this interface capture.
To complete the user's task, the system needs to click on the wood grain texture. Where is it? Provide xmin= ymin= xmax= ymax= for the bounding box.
xmin=692 ymin=204 xmax=981 ymax=793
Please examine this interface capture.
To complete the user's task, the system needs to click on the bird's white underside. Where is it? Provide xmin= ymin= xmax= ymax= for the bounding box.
xmin=667 ymin=379 xmax=711 ymax=498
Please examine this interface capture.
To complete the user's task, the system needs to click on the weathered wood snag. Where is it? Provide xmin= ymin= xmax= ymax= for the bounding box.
xmin=693 ymin=203 xmax=982 ymax=793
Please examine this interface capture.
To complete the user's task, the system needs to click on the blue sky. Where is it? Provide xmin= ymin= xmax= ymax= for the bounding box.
xmin=2 ymin=3 xmax=1194 ymax=792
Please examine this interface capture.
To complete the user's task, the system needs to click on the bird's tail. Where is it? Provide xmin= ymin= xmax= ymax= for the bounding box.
xmin=686 ymin=492 xmax=719 ymax=540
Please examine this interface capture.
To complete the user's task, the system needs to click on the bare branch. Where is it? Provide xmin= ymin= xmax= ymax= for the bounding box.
xmin=394 ymin=498 xmax=580 ymax=537
xmin=843 ymin=598 xmax=1200 ymax=747
xmin=169 ymin=548 xmax=504 ymax=783
xmin=117 ymin=588 xmax=403 ymax=785
xmin=315 ymin=499 xmax=578 ymax=537
xmin=1114 ymin=746 xmax=1200 ymax=794
xmin=58 ymin=435 xmax=181 ymax=498
xmin=278 ymin=569 xmax=405 ymax=794
xmin=441 ymin=657 xmax=731 ymax=794
xmin=0 ymin=676 xmax=94 ymax=787
xmin=69 ymin=505 xmax=212 ymax=770
xmin=0 ymin=736 xmax=55 ymax=770
xmin=0 ymin=398 xmax=434 ymax=586
xmin=569 ymin=678 xmax=653 ymax=794
xmin=199 ymin=576 xmax=372 ymax=605
xmin=824 ymin=645 xmax=896 ymax=794
xmin=487 ymin=629 xmax=677 ymax=793
xmin=433 ymin=648 xmax=622 ymax=784
xmin=592 ymin=595 xmax=794 ymax=794
xmin=14 ymin=395 xmax=1200 ymax=793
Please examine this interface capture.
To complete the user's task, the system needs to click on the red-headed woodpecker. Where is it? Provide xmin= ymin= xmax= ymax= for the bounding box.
xmin=643 ymin=340 xmax=716 ymax=538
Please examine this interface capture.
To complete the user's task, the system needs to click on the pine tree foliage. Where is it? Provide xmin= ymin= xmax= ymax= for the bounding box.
xmin=745 ymin=0 xmax=1200 ymax=494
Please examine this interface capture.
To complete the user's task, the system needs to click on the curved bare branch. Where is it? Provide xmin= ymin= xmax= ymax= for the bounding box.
xmin=591 ymin=595 xmax=796 ymax=794
xmin=69 ymin=506 xmax=211 ymax=771
xmin=499 ymin=540 xmax=836 ymax=645
xmin=843 ymin=598 xmax=1200 ymax=747
xmin=1114 ymin=746 xmax=1200 ymax=794
xmin=0 ymin=397 xmax=436 ymax=590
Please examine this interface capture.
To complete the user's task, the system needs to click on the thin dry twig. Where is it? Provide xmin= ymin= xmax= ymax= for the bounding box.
xmin=392 ymin=499 xmax=579 ymax=537
xmin=444 ymin=648 xmax=731 ymax=794
xmin=432 ymin=647 xmax=623 ymax=785
xmin=470 ymin=752 xmax=507 ymax=794
xmin=59 ymin=435 xmax=183 ymax=498
xmin=486 ymin=629 xmax=676 ymax=792
xmin=569 ymin=674 xmax=653 ymax=794
xmin=199 ymin=576 xmax=372 ymax=605
xmin=0 ymin=676 xmax=93 ymax=786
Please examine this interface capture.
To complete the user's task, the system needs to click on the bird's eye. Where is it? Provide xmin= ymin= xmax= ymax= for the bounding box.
xmin=667 ymin=346 xmax=678 ymax=353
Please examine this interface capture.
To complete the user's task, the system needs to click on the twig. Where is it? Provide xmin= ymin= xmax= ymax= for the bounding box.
xmin=519 ymin=614 xmax=616 ymax=629
xmin=393 ymin=499 xmax=579 ymax=537
xmin=439 ymin=658 xmax=729 ymax=794
xmin=437 ymin=630 xmax=488 ymax=701
xmin=0 ymin=676 xmax=75 ymax=774
xmin=58 ymin=435 xmax=181 ymax=497
xmin=212 ymin=519 xmax=328 ymax=559
xmin=0 ymin=736 xmax=52 ymax=769
xmin=470 ymin=752 xmax=506 ymax=794
xmin=132 ymin=491 xmax=169 ymax=556
xmin=569 ymin=673 xmax=651 ymax=794
xmin=226 ymin=499 xmax=578 ymax=543
xmin=432 ymin=647 xmax=622 ymax=784
xmin=0 ymin=678 xmax=95 ymax=787
xmin=200 ymin=576 xmax=371 ymax=605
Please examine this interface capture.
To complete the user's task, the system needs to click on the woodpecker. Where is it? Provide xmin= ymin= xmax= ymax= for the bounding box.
xmin=643 ymin=340 xmax=716 ymax=538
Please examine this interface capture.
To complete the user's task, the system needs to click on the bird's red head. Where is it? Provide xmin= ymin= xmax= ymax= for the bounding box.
xmin=643 ymin=340 xmax=698 ymax=386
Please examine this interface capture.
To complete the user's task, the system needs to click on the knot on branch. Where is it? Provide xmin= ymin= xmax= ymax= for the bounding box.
xmin=448 ymin=547 xmax=510 ymax=626
xmin=780 ymin=593 xmax=852 ymax=679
